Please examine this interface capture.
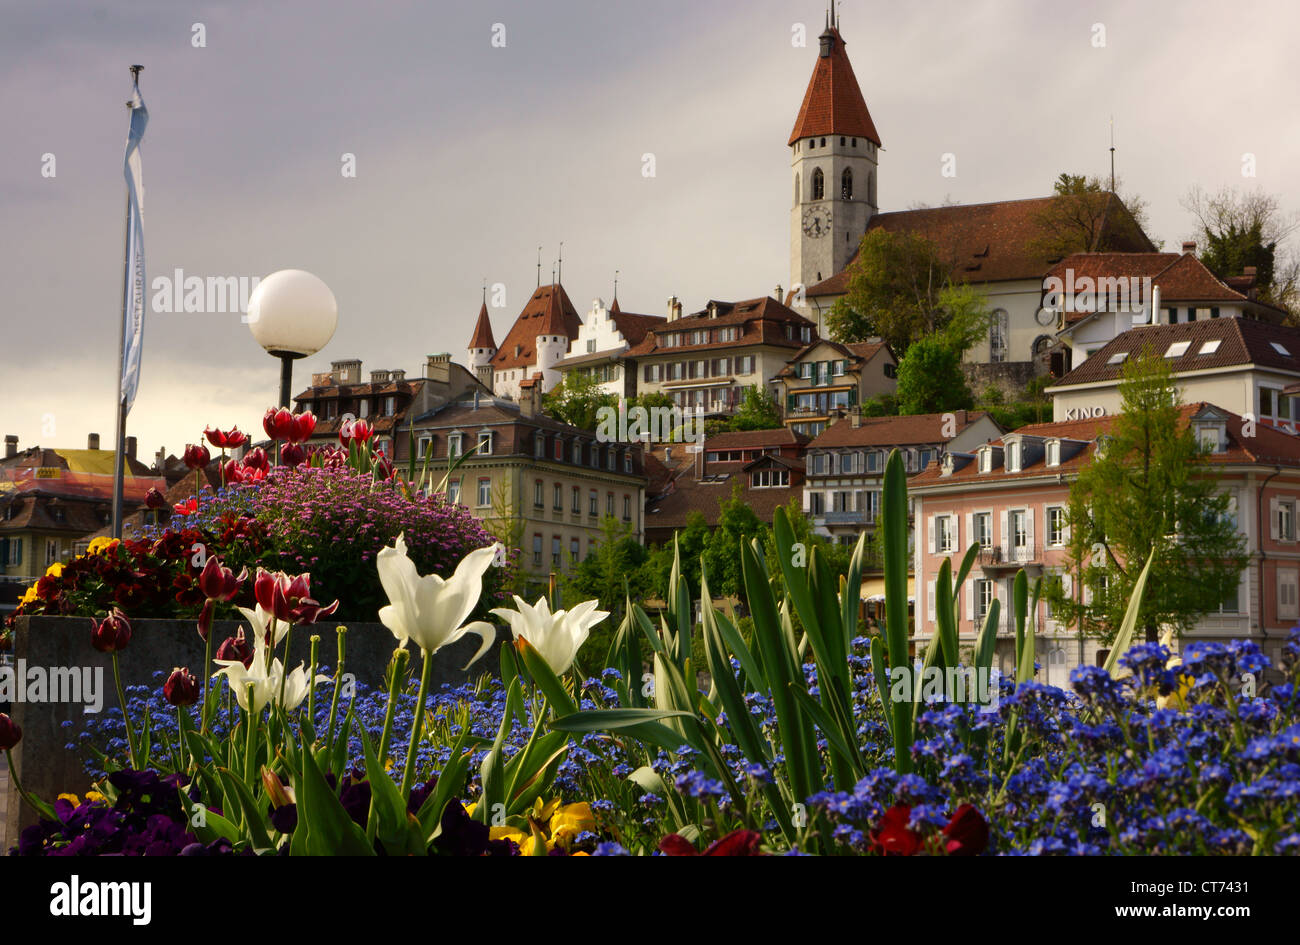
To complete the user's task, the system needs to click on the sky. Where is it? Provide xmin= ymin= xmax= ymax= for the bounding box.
xmin=2 ymin=0 xmax=1299 ymax=461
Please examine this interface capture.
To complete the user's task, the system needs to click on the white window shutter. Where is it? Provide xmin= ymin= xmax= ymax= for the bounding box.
xmin=999 ymin=510 xmax=1009 ymax=552
xmin=964 ymin=512 xmax=973 ymax=552
xmin=1271 ymin=498 xmax=1280 ymax=540
xmin=1062 ymin=510 xmax=1072 ymax=544
xmin=926 ymin=580 xmax=936 ymax=622
xmin=953 ymin=514 xmax=961 ymax=550
xmin=966 ymin=579 xmax=975 ymax=623
xmin=1026 ymin=507 xmax=1036 ymax=554
xmin=927 ymin=516 xmax=936 ymax=554
xmin=1062 ymin=573 xmax=1073 ymax=596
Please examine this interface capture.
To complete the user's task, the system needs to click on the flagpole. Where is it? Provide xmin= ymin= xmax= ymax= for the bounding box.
xmin=111 ymin=65 xmax=143 ymax=539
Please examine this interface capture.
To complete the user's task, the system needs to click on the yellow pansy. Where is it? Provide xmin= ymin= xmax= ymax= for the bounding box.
xmin=85 ymin=790 xmax=105 ymax=804
xmin=19 ymin=584 xmax=38 ymax=605
xmin=87 ymin=537 xmax=119 ymax=556
xmin=44 ymin=561 xmax=65 ymax=579
xmin=58 ymin=793 xmax=81 ymax=806
xmin=549 ymin=802 xmax=595 ymax=842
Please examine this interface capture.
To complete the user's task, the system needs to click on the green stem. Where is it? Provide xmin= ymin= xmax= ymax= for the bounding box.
xmin=326 ymin=627 xmax=348 ymax=755
xmin=308 ymin=635 xmax=320 ymax=723
xmin=112 ymin=651 xmax=138 ymax=769
xmin=243 ymin=683 xmax=257 ymax=785
xmin=278 ymin=624 xmax=294 ymax=713
xmin=399 ymin=649 xmax=434 ymax=798
xmin=201 ymin=614 xmax=215 ymax=735
xmin=367 ymin=647 xmax=409 ymax=842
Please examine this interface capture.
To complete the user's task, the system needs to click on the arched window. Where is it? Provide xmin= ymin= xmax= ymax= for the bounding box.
xmin=811 ymin=168 xmax=824 ymax=200
xmin=841 ymin=168 xmax=853 ymax=200
xmin=1032 ymin=335 xmax=1053 ymax=360
xmin=989 ymin=309 xmax=1009 ymax=363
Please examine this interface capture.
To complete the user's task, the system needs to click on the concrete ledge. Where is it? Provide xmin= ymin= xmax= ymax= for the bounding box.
xmin=4 ymin=615 xmax=501 ymax=846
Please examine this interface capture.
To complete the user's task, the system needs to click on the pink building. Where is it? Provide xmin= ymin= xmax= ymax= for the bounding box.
xmin=909 ymin=403 xmax=1300 ymax=686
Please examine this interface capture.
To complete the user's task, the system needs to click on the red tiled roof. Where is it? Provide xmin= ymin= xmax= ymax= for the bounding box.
xmin=704 ymin=428 xmax=809 ymax=450
xmin=1045 ymin=252 xmax=1251 ymax=309
xmin=1052 ymin=317 xmax=1300 ymax=388
xmin=808 ymin=410 xmax=992 ymax=448
xmin=624 ymin=297 xmax=815 ymax=358
xmin=788 ymin=27 xmax=880 ymax=147
xmin=468 ymin=301 xmax=496 ymax=349
xmin=806 ymin=194 xmax=1155 ymax=297
xmin=608 ymin=309 xmax=665 ymax=347
xmin=491 ymin=283 xmax=582 ymax=371
xmin=911 ymin=403 xmax=1300 ymax=489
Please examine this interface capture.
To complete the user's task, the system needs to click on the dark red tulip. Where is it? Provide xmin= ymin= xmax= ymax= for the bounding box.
xmin=942 ymin=804 xmax=989 ymax=856
xmin=263 ymin=407 xmax=295 ymax=441
xmin=659 ymin=829 xmax=763 ymax=856
xmin=183 ymin=443 xmax=211 ymax=470
xmin=255 ymin=569 xmax=338 ymax=625
xmin=372 ymin=451 xmax=393 ymax=480
xmin=870 ymin=805 xmax=922 ymax=856
xmin=144 ymin=487 xmax=166 ymax=510
xmin=90 ymin=609 xmax=132 ymax=653
xmin=163 ymin=667 xmax=200 ymax=707
xmin=0 ymin=713 xmax=20 ymax=750
xmin=289 ymin=411 xmax=317 ymax=443
xmin=280 ymin=442 xmax=306 ymax=468
xmin=198 ymin=556 xmax=246 ymax=602
xmin=205 ymin=426 xmax=249 ymax=450
xmin=243 ymin=447 xmax=270 ymax=472
xmin=215 ymin=629 xmax=254 ymax=668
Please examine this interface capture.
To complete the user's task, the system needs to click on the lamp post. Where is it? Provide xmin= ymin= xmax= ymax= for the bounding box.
xmin=246 ymin=269 xmax=338 ymax=407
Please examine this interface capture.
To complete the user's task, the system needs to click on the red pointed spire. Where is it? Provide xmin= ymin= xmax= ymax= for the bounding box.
xmin=610 ymin=296 xmax=621 ymax=315
xmin=468 ymin=300 xmax=495 ymax=349
xmin=788 ymin=24 xmax=880 ymax=147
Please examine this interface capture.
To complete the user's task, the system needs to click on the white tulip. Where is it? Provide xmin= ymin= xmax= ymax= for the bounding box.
xmin=237 ymin=602 xmax=288 ymax=649
xmin=212 ymin=634 xmax=329 ymax=714
xmin=492 ymin=595 xmax=609 ymax=676
xmin=376 ymin=534 xmax=501 ymax=667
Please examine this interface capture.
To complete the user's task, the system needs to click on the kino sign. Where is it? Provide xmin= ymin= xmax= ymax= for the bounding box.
xmin=1063 ymin=405 xmax=1107 ymax=420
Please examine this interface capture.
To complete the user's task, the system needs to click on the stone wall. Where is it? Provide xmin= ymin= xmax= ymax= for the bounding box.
xmin=963 ymin=360 xmax=1040 ymax=401
xmin=3 ymin=616 xmax=502 ymax=844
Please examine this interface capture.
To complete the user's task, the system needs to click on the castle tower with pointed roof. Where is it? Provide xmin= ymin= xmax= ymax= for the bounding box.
xmin=487 ymin=282 xmax=583 ymax=400
xmin=467 ymin=297 xmax=497 ymax=385
xmin=789 ymin=6 xmax=881 ymax=296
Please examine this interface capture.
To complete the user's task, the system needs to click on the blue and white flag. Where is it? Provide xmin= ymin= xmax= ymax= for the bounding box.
xmin=120 ymin=78 xmax=148 ymax=414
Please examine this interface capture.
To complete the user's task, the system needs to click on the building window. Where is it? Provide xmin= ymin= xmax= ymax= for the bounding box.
xmin=1046 ymin=440 xmax=1060 ymax=466
xmin=417 ymin=436 xmax=432 ymax=458
xmin=1011 ymin=510 xmax=1028 ymax=552
xmin=1280 ymin=569 xmax=1299 ymax=620
xmin=589 ymin=490 xmax=598 ymax=516
xmin=809 ymin=492 xmax=825 ymax=515
xmin=811 ymin=167 xmax=824 ymax=200
xmin=449 ymin=433 xmax=463 ymax=458
xmin=975 ymin=579 xmax=993 ymax=620
xmin=552 ymin=536 xmax=561 ymax=567
xmin=989 ymin=309 xmax=1009 ymax=363
xmin=606 ymin=493 xmax=614 ymax=516
xmin=573 ymin=441 xmax=583 ymax=464
xmin=477 ymin=431 xmax=493 ymax=456
xmin=477 ymin=478 xmax=492 ymax=507
xmin=623 ymin=495 xmax=631 ymax=521
xmin=6 ymin=537 xmax=23 ymax=566
xmin=974 ymin=512 xmax=992 ymax=549
xmin=447 ymin=479 xmax=461 ymax=506
xmin=534 ymin=480 xmax=544 ymax=508
xmin=1047 ymin=506 xmax=1067 ymax=546
xmin=572 ymin=486 xmax=580 ymax=513
xmin=554 ymin=438 xmax=564 ymax=461
xmin=1006 ymin=441 xmax=1021 ymax=473
xmin=936 ymin=515 xmax=954 ymax=553
xmin=1278 ymin=499 xmax=1296 ymax=541
xmin=535 ymin=435 xmax=546 ymax=459
xmin=840 ymin=168 xmax=853 ymax=200
xmin=607 ymin=450 xmax=616 ymax=471
xmin=570 ymin=537 xmax=580 ymax=562
xmin=553 ymin=483 xmax=563 ymax=510
xmin=623 ymin=452 xmax=632 ymax=473
xmin=1219 ymin=581 xmax=1239 ymax=614
xmin=533 ymin=535 xmax=542 ymax=568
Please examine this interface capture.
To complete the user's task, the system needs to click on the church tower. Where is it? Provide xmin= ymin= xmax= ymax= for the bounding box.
xmin=789 ymin=5 xmax=881 ymax=296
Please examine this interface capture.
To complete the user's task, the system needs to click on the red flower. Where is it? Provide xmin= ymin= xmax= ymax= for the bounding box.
xmin=289 ymin=411 xmax=317 ymax=443
xmin=242 ymin=447 xmax=270 ymax=473
xmin=372 ymin=450 xmax=393 ymax=480
xmin=215 ymin=629 xmax=254 ymax=668
xmin=254 ymin=569 xmax=339 ymax=626
xmin=659 ymin=829 xmax=763 ymax=856
xmin=0 ymin=713 xmax=20 ymax=751
xmin=280 ymin=442 xmax=306 ymax=468
xmin=204 ymin=426 xmax=249 ymax=450
xmin=263 ymin=407 xmax=295 ymax=441
xmin=942 ymin=804 xmax=989 ymax=856
xmin=144 ymin=487 xmax=166 ymax=510
xmin=350 ymin=419 xmax=373 ymax=444
xmin=90 ymin=609 xmax=132 ymax=653
xmin=870 ymin=805 xmax=922 ymax=856
xmin=230 ymin=464 xmax=266 ymax=484
xmin=163 ymin=667 xmax=200 ymax=707
xmin=173 ymin=498 xmax=198 ymax=517
xmin=198 ymin=556 xmax=246 ymax=602
xmin=183 ymin=443 xmax=211 ymax=471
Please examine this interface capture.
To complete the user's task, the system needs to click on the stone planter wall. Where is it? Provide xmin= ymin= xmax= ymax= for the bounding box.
xmin=3 ymin=615 xmax=501 ymax=845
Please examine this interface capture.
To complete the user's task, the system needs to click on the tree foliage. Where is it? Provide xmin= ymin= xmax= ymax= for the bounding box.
xmin=542 ymin=371 xmax=617 ymax=431
xmin=1026 ymin=172 xmax=1154 ymax=260
xmin=895 ymin=337 xmax=974 ymax=415
xmin=728 ymin=385 xmax=784 ymax=432
xmin=1041 ymin=352 xmax=1248 ymax=643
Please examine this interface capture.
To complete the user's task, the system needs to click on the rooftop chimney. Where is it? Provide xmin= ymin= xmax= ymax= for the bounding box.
xmin=1182 ymin=241 xmax=1197 ymax=255
xmin=774 ymin=284 xmax=783 ymax=302
xmin=154 ymin=447 xmax=165 ymax=471
xmin=125 ymin=436 xmax=137 ymax=460
xmin=331 ymin=359 xmax=362 ymax=384
xmin=4 ymin=435 xmax=16 ymax=459
xmin=391 ymin=369 xmax=406 ymax=383
xmin=519 ymin=375 xmax=543 ymax=418
xmin=88 ymin=433 xmax=100 ymax=450
xmin=475 ymin=365 xmax=494 ymax=390
xmin=426 ymin=353 xmax=451 ymax=385
xmin=850 ymin=407 xmax=862 ymax=429
xmin=667 ymin=296 xmax=680 ymax=321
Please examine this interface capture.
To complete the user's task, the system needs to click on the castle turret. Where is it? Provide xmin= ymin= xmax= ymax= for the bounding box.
xmin=467 ymin=299 xmax=497 ymax=375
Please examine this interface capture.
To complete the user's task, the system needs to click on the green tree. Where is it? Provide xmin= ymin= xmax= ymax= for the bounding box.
xmin=895 ymin=337 xmax=974 ymax=415
xmin=700 ymin=481 xmax=765 ymax=598
xmin=543 ymin=371 xmax=616 ymax=431
xmin=824 ymin=229 xmax=951 ymax=354
xmin=1027 ymin=172 xmax=1154 ymax=260
xmin=1181 ymin=185 xmax=1299 ymax=315
xmin=1042 ymin=351 xmax=1248 ymax=643
xmin=728 ymin=385 xmax=783 ymax=431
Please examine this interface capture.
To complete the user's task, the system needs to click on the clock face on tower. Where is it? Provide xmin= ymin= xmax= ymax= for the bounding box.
xmin=802 ymin=205 xmax=832 ymax=238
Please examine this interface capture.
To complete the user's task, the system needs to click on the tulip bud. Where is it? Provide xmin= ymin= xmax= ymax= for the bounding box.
xmin=290 ymin=411 xmax=317 ymax=444
xmin=183 ymin=443 xmax=211 ymax=471
xmin=243 ymin=447 xmax=270 ymax=473
xmin=280 ymin=442 xmax=306 ymax=468
xmin=215 ymin=629 xmax=254 ymax=668
xmin=145 ymin=487 xmax=166 ymax=510
xmin=262 ymin=766 xmax=295 ymax=808
xmin=0 ymin=713 xmax=20 ymax=750
xmin=164 ymin=667 xmax=200 ymax=706
xmin=222 ymin=458 xmax=239 ymax=483
xmin=263 ymin=407 xmax=295 ymax=441
xmin=351 ymin=419 xmax=374 ymax=443
xmin=90 ymin=609 xmax=132 ymax=653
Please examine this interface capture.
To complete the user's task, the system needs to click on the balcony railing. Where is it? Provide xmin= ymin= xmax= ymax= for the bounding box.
xmin=976 ymin=543 xmax=1041 ymax=566
xmin=822 ymin=510 xmax=878 ymax=525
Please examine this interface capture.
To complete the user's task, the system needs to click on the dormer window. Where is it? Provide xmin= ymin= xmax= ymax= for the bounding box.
xmin=449 ymin=433 xmax=464 ymax=458
xmin=534 ymin=435 xmax=546 ymax=459
xmin=1046 ymin=440 xmax=1061 ymax=467
xmin=978 ymin=449 xmax=992 ymax=474
xmin=477 ymin=431 xmax=493 ymax=456
xmin=1196 ymin=423 xmax=1226 ymax=453
xmin=1006 ymin=441 xmax=1021 ymax=473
